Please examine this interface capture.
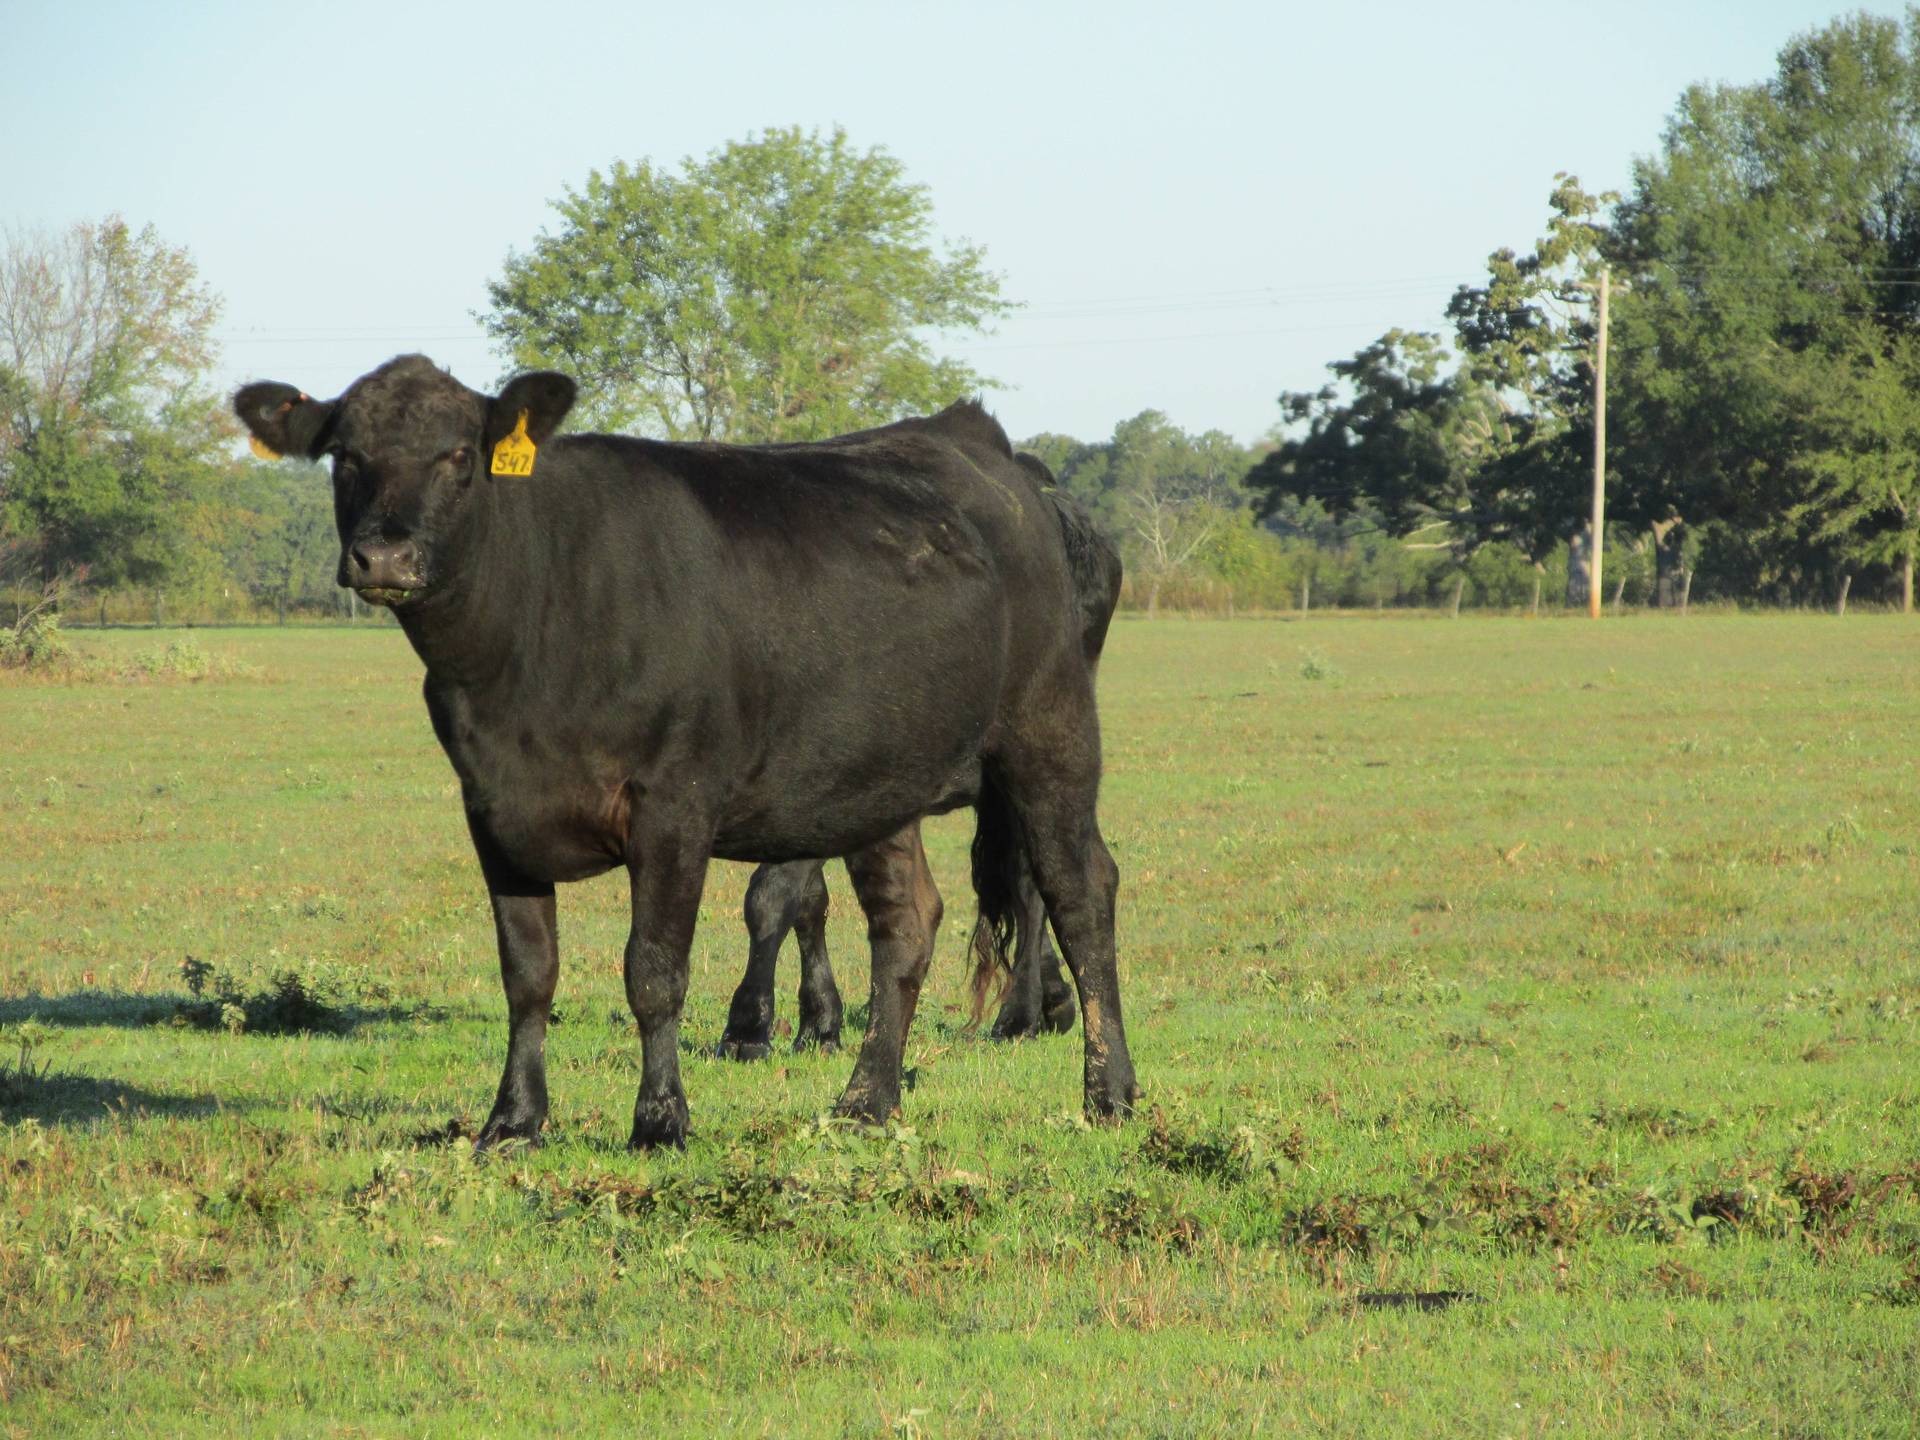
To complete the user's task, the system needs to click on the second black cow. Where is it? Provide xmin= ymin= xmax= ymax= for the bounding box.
xmin=234 ymin=355 xmax=1138 ymax=1149
xmin=718 ymin=479 xmax=1123 ymax=1054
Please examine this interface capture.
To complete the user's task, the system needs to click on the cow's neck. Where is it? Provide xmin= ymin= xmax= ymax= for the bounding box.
xmin=394 ymin=479 xmax=524 ymax=693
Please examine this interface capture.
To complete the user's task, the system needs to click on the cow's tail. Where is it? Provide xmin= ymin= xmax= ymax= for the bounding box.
xmin=1016 ymin=454 xmax=1122 ymax=668
xmin=967 ymin=768 xmax=1024 ymax=1025
xmin=1048 ymin=487 xmax=1124 ymax=668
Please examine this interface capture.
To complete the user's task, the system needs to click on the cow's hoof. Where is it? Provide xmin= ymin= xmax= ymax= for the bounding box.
xmin=628 ymin=1093 xmax=689 ymax=1151
xmin=990 ymin=1006 xmax=1042 ymax=1041
xmin=831 ymin=1084 xmax=898 ymax=1127
xmin=1041 ymin=994 xmax=1078 ymax=1034
xmin=793 ymin=1023 xmax=841 ymax=1054
xmin=473 ymin=1113 xmax=544 ymax=1152
xmin=1083 ymin=1072 xmax=1140 ymax=1123
xmin=716 ymin=1037 xmax=772 ymax=1062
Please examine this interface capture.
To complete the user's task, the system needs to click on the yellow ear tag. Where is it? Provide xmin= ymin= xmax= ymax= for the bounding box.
xmin=249 ymin=434 xmax=281 ymax=460
xmin=491 ymin=410 xmax=537 ymax=477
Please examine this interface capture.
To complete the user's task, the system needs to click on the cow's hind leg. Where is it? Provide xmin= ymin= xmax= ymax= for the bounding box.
xmin=720 ymin=861 xmax=826 ymax=1060
xmin=991 ymin=863 xmax=1078 ymax=1040
xmin=1037 ymin=931 xmax=1078 ymax=1034
xmin=996 ymin=732 xmax=1138 ymax=1120
xmin=832 ymin=823 xmax=942 ymax=1125
xmin=791 ymin=865 xmax=842 ymax=1051
xmin=624 ymin=805 xmax=713 ymax=1150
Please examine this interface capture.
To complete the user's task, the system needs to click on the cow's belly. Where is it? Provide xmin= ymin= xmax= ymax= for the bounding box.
xmin=711 ymin=753 xmax=982 ymax=862
xmin=709 ymin=644 xmax=999 ymax=861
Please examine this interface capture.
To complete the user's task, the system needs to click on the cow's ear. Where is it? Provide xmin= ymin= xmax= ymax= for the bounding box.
xmin=486 ymin=371 xmax=577 ymax=451
xmin=234 ymin=382 xmax=336 ymax=459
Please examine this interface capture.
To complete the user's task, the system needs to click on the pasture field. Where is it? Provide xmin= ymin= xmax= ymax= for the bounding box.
xmin=3 ymin=614 xmax=1919 ymax=1437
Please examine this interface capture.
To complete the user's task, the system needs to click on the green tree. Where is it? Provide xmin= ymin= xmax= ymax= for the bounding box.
xmin=1607 ymin=11 xmax=1920 ymax=607
xmin=1246 ymin=330 xmax=1468 ymax=537
xmin=1446 ymin=176 xmax=1615 ymax=602
xmin=482 ymin=126 xmax=1011 ymax=441
xmin=1447 ymin=175 xmax=1613 ymax=424
xmin=1789 ymin=325 xmax=1920 ymax=610
xmin=1039 ymin=410 xmax=1255 ymax=613
xmin=0 ymin=217 xmax=226 ymax=589
xmin=210 ymin=460 xmax=339 ymax=620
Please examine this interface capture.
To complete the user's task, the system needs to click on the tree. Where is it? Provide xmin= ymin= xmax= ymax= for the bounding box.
xmin=1446 ymin=176 xmax=1616 ymax=600
xmin=205 ymin=459 xmax=339 ymax=620
xmin=1040 ymin=410 xmax=1255 ymax=613
xmin=1789 ymin=324 xmax=1920 ymax=610
xmin=482 ymin=126 xmax=1011 ymax=442
xmin=1247 ymin=330 xmax=1467 ymax=534
xmin=1606 ymin=12 xmax=1920 ymax=606
xmin=1447 ymin=175 xmax=1613 ymax=423
xmin=1246 ymin=330 xmax=1545 ymax=554
xmin=0 ymin=217 xmax=226 ymax=588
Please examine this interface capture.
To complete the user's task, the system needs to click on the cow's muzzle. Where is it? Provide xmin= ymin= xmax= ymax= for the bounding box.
xmin=343 ymin=538 xmax=425 ymax=606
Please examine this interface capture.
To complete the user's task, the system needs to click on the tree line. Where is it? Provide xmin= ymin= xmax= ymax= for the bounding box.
xmin=1250 ymin=10 xmax=1920 ymax=614
xmin=12 ymin=15 xmax=1920 ymax=623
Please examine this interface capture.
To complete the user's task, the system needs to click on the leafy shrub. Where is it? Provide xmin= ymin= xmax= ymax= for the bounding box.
xmin=1298 ymin=647 xmax=1342 ymax=681
xmin=0 ymin=624 xmax=261 ymax=684
xmin=1086 ymin=1179 xmax=1202 ymax=1251
xmin=0 ymin=1019 xmax=57 ymax=1103
xmin=0 ymin=614 xmax=73 ymax=671
xmin=1139 ymin=1110 xmax=1272 ymax=1183
xmin=173 ymin=960 xmax=349 ymax=1036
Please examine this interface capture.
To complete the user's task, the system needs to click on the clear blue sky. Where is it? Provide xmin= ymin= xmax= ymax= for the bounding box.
xmin=5 ymin=0 xmax=1902 ymax=444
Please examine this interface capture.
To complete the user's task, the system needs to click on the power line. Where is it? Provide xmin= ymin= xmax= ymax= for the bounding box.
xmin=206 ymin=269 xmax=1920 ymax=360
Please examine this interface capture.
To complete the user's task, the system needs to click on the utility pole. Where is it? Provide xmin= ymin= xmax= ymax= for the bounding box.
xmin=1589 ymin=266 xmax=1610 ymax=620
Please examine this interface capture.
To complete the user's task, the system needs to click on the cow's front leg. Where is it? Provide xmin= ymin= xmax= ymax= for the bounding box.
xmin=472 ymin=833 xmax=559 ymax=1151
xmin=625 ymin=805 xmax=713 ymax=1151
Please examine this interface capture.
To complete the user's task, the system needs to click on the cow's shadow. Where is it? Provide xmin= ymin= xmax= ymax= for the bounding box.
xmin=0 ymin=992 xmax=178 ymax=1030
xmin=0 ymin=990 xmax=436 ymax=1034
xmin=0 ymin=989 xmax=421 ymax=1130
xmin=0 ymin=1069 xmax=229 ymax=1128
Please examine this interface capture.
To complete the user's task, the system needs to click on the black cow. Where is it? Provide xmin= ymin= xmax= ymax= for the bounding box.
xmin=719 ymin=483 xmax=1122 ymax=1054
xmin=717 ymin=849 xmax=1076 ymax=1060
xmin=234 ymin=355 xmax=1138 ymax=1149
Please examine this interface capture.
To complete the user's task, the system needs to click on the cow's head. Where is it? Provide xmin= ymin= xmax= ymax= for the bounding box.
xmin=233 ymin=355 xmax=575 ymax=607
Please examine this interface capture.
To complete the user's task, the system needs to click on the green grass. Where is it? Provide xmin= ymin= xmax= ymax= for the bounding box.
xmin=3 ymin=614 xmax=1919 ymax=1436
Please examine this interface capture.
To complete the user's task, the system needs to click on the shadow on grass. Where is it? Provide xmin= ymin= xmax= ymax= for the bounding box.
xmin=0 ymin=1068 xmax=230 ymax=1127
xmin=0 ymin=989 xmax=435 ymax=1034
xmin=0 ymin=992 xmax=177 ymax=1029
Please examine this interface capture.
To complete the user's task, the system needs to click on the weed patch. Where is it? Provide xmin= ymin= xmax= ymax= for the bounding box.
xmin=171 ymin=960 xmax=349 ymax=1036
xmin=1085 ymin=1179 xmax=1203 ymax=1252
xmin=0 ymin=614 xmax=73 ymax=671
xmin=1138 ymin=1109 xmax=1275 ymax=1183
xmin=1588 ymin=1103 xmax=1719 ymax=1139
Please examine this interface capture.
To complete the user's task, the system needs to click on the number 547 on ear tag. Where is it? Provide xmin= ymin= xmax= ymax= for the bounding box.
xmin=491 ymin=411 xmax=537 ymax=476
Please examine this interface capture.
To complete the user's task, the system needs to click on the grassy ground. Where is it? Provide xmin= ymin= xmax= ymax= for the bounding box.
xmin=3 ymin=614 xmax=1918 ymax=1437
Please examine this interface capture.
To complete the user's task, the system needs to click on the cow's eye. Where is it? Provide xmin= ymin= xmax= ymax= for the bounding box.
xmin=447 ymin=446 xmax=472 ymax=469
